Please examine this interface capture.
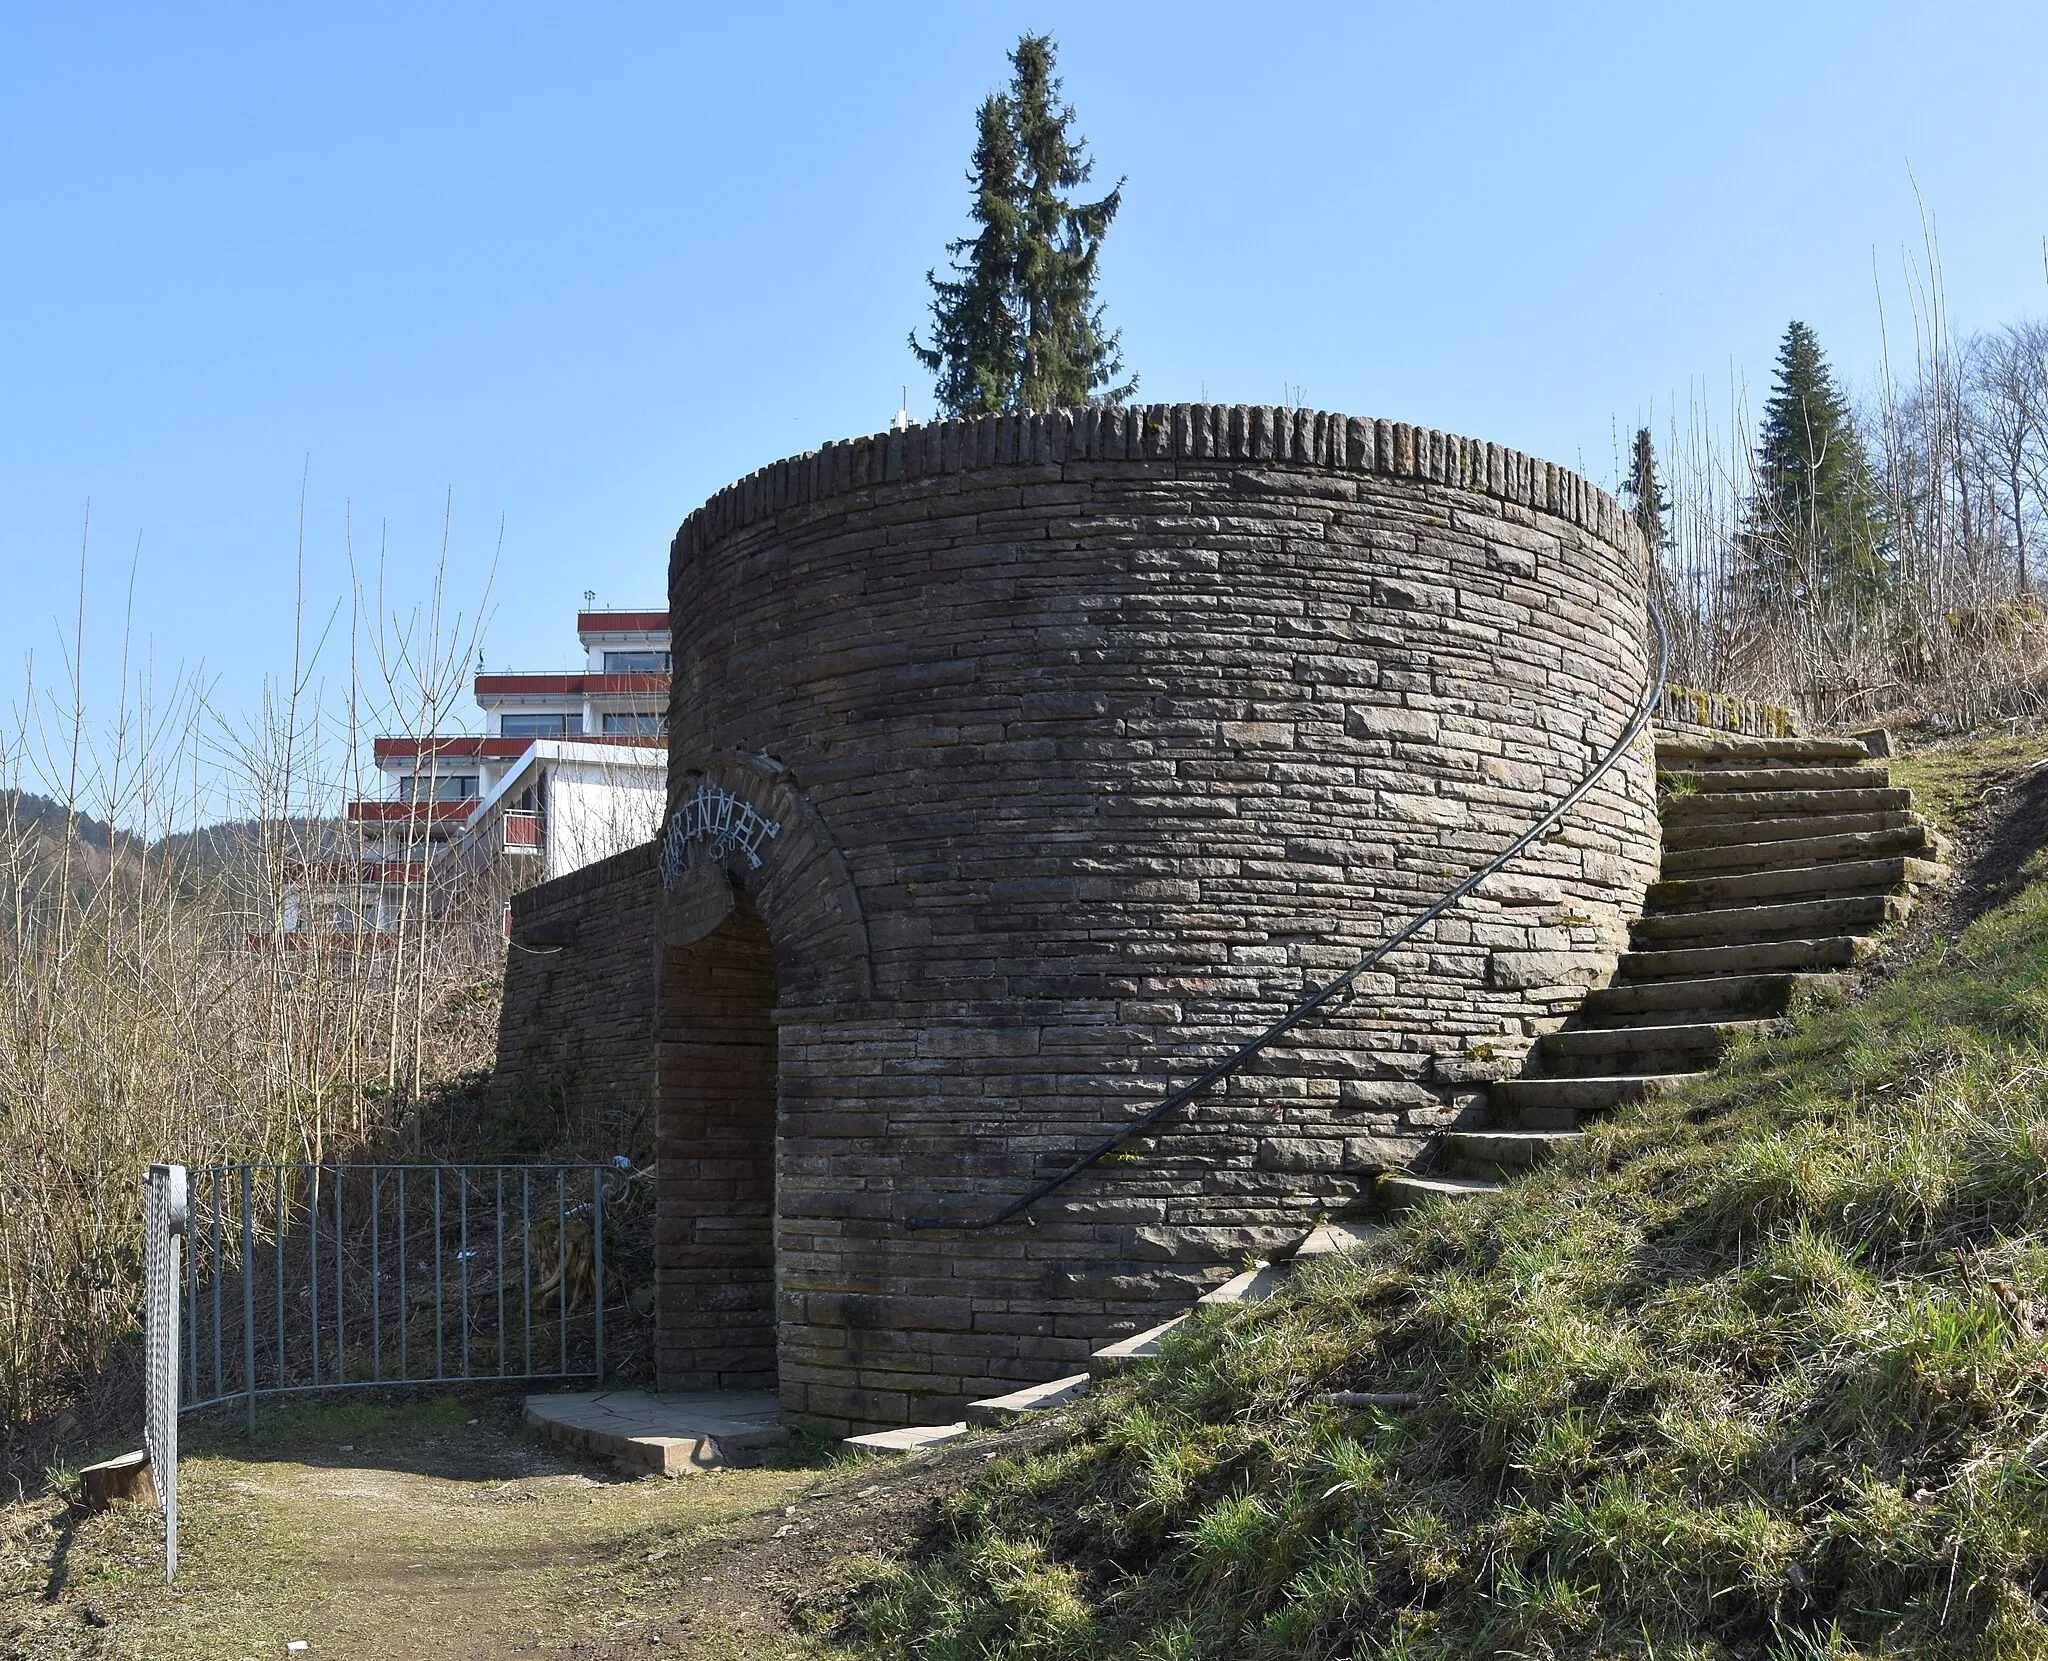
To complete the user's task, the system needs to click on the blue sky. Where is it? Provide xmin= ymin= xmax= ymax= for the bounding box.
xmin=4 ymin=2 xmax=2046 ymax=766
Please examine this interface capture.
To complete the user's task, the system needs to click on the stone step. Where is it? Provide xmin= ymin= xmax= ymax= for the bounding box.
xmin=1660 ymin=786 xmax=1912 ymax=820
xmin=1090 ymin=1313 xmax=1190 ymax=1378
xmin=1647 ymin=856 xmax=1946 ymax=915
xmin=1666 ymin=764 xmax=1894 ymax=794
xmin=1289 ymin=1219 xmax=1381 ymax=1261
xmin=1617 ymin=934 xmax=1879 ymax=979
xmin=964 ymin=1372 xmax=1092 ymax=1429
xmin=1489 ymin=1071 xmax=1710 ymax=1127
xmin=1631 ymin=892 xmax=1913 ymax=946
xmin=1378 ymin=1171 xmax=1500 ymax=1210
xmin=941 ymin=1217 xmax=1383 ymax=1442
xmin=1538 ymin=1019 xmax=1773 ymax=1075
xmin=1658 ymin=808 xmax=1919 ymax=853
xmin=1439 ymin=1128 xmax=1580 ymax=1170
xmin=1654 ymin=734 xmax=1870 ymax=767
xmin=1658 ymin=823 xmax=1945 ymax=878
xmin=1580 ymin=971 xmax=1817 ymax=1023
xmin=844 ymin=1421 xmax=972 ymax=1454
xmin=1197 ymin=1263 xmax=1291 ymax=1306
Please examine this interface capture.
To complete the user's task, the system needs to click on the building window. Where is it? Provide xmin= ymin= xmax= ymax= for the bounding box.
xmin=394 ymin=774 xmax=478 ymax=802
xmin=500 ymin=713 xmax=583 ymax=738
xmin=602 ymin=650 xmax=671 ymax=674
xmin=601 ymin=712 xmax=667 ymax=736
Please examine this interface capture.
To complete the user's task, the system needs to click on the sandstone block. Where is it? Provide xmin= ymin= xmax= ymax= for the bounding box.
xmin=1488 ymin=950 xmax=1609 ymax=991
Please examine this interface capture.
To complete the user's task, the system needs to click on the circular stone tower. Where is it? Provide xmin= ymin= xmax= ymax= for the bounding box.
xmin=654 ymin=404 xmax=1658 ymax=1433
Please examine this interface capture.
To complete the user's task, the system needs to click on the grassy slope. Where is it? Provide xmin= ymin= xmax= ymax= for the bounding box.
xmin=845 ymin=737 xmax=2048 ymax=1660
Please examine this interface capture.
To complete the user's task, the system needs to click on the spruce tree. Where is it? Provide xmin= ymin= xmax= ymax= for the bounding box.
xmin=908 ymin=95 xmax=1021 ymax=417
xmin=1622 ymin=426 xmax=1671 ymax=554
xmin=912 ymin=34 xmax=1132 ymax=416
xmin=1747 ymin=321 xmax=1888 ymax=605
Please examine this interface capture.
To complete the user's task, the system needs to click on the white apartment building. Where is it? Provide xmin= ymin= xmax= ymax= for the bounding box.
xmin=291 ymin=608 xmax=670 ymax=936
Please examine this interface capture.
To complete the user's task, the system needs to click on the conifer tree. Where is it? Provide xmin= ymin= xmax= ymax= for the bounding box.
xmin=908 ymin=95 xmax=1022 ymax=417
xmin=1622 ymin=426 xmax=1670 ymax=554
xmin=912 ymin=34 xmax=1131 ymax=416
xmin=1747 ymin=321 xmax=1889 ymax=605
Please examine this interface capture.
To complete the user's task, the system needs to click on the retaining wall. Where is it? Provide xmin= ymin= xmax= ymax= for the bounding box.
xmin=493 ymin=841 xmax=660 ymax=1155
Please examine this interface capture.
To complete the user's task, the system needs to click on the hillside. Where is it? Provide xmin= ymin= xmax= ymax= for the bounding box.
xmin=2 ymin=789 xmax=346 ymax=875
xmin=6 ymin=732 xmax=2044 ymax=1660
xmin=840 ymin=731 xmax=2048 ymax=1660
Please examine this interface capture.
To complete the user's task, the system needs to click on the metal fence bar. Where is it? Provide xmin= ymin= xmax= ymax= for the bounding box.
xmin=592 ymin=1166 xmax=605 ymax=1385
xmin=433 ymin=1167 xmax=445 ymax=1381
xmin=241 ymin=1167 xmax=255 ymax=1437
xmin=334 ymin=1167 xmax=346 ymax=1385
xmin=459 ymin=1172 xmax=471 ymax=1379
xmin=397 ymin=1167 xmax=409 ymax=1380
xmin=495 ymin=1172 xmax=506 ymax=1380
xmin=522 ymin=1170 xmax=532 ymax=1377
xmin=556 ymin=1169 xmax=567 ymax=1378
xmin=309 ymin=1167 xmax=322 ymax=1386
xmin=274 ymin=1166 xmax=286 ymax=1391
xmin=370 ymin=1168 xmax=383 ymax=1384
xmin=184 ymin=1198 xmax=198 ymax=1407
xmin=209 ymin=1172 xmax=223 ymax=1404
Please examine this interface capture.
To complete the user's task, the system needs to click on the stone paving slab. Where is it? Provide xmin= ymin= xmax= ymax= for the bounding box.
xmin=525 ymin=1389 xmax=786 ymax=1477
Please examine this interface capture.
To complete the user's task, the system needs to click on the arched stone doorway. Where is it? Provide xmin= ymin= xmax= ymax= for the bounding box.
xmin=655 ymin=888 xmax=778 ymax=1391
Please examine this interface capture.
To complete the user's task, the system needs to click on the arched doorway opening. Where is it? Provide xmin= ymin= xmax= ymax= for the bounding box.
xmin=655 ymin=887 xmax=778 ymax=1391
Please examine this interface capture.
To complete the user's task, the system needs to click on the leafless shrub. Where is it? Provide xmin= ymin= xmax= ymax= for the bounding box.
xmin=0 ymin=513 xmax=509 ymax=1428
xmin=1652 ymin=245 xmax=2048 ymax=732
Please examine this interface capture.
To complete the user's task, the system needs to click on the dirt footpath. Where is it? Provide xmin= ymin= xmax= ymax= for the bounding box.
xmin=0 ymin=1392 xmax=1030 ymax=1661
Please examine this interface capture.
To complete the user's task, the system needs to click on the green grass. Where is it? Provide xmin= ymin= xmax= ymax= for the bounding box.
xmin=840 ymin=743 xmax=2048 ymax=1660
xmin=1892 ymin=723 xmax=2047 ymax=833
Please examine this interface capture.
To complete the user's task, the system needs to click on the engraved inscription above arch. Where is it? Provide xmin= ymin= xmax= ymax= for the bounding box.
xmin=661 ymin=782 xmax=781 ymax=885
xmin=658 ymin=750 xmax=874 ymax=1007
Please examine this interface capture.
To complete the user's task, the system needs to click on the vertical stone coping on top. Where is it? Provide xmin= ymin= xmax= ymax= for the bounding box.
xmin=673 ymin=405 xmax=1639 ymax=567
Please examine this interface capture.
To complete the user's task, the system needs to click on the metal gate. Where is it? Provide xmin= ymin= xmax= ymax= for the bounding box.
xmin=179 ymin=1163 xmax=625 ymax=1423
xmin=142 ymin=1163 xmax=186 ymax=1582
xmin=144 ymin=1160 xmax=634 ymax=1580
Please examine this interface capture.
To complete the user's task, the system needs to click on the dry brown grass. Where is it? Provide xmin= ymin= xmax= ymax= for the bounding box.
xmin=0 ymin=549 xmax=519 ymax=1447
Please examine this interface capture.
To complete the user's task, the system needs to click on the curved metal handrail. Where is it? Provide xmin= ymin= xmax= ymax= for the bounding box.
xmin=905 ymin=597 xmax=1671 ymax=1230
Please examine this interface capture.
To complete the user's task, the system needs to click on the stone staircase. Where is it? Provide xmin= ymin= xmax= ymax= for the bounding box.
xmin=846 ymin=1219 xmax=1382 ymax=1452
xmin=1385 ymin=731 xmax=1948 ymax=1209
xmin=846 ymin=729 xmax=1948 ymax=1453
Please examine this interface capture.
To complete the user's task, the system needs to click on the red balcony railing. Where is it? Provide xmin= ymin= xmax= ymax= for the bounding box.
xmin=347 ymin=800 xmax=471 ymax=824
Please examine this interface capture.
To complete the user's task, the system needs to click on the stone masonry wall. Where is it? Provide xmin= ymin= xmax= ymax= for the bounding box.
xmin=493 ymin=841 xmax=660 ymax=1153
xmin=656 ymin=403 xmax=1662 ymax=1433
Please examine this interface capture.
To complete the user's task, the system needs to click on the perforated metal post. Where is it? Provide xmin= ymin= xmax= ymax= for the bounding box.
xmin=143 ymin=1164 xmax=188 ymax=1582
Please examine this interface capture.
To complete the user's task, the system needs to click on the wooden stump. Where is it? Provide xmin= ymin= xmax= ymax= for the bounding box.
xmin=80 ymin=1450 xmax=156 ymax=1510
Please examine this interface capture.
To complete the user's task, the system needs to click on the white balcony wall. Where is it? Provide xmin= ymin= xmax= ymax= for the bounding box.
xmin=542 ymin=756 xmax=665 ymax=880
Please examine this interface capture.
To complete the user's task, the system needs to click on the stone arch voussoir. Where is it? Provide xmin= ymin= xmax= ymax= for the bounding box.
xmin=658 ymin=750 xmax=873 ymax=1009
